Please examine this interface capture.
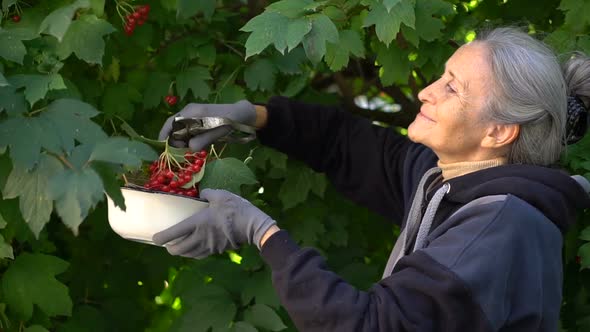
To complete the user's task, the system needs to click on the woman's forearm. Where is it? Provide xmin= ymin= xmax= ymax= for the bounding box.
xmin=254 ymin=104 xmax=268 ymax=129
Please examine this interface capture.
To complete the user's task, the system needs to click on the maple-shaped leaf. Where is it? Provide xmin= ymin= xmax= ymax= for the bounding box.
xmin=241 ymin=11 xmax=290 ymax=58
xmin=302 ymin=14 xmax=339 ymax=64
xmin=2 ymin=154 xmax=64 ymax=238
xmin=278 ymin=165 xmax=327 ymax=210
xmin=325 ymin=29 xmax=365 ymax=71
xmin=266 ymin=0 xmax=315 ymax=18
xmin=177 ymin=0 xmax=216 ymax=20
xmin=176 ymin=66 xmax=212 ymax=100
xmin=56 ymin=14 xmax=116 ymax=65
xmin=38 ymin=0 xmax=91 ymax=42
xmin=9 ymin=74 xmax=66 ymax=106
xmin=1 ymin=253 xmax=72 ymax=320
xmin=244 ymin=59 xmax=277 ymax=92
xmin=414 ymin=0 xmax=454 ymax=42
xmin=200 ymin=157 xmax=258 ymax=194
xmin=0 ymin=27 xmax=37 ymax=64
xmin=363 ymin=0 xmax=415 ymax=46
xmin=173 ymin=284 xmax=236 ymax=331
xmin=376 ymin=42 xmax=411 ymax=86
xmin=244 ymin=304 xmax=287 ymax=331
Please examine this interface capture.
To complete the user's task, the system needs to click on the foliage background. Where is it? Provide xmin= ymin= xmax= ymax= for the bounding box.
xmin=0 ymin=0 xmax=589 ymax=331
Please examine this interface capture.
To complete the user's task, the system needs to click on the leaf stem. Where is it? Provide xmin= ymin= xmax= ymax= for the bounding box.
xmin=47 ymin=152 xmax=75 ymax=169
xmin=27 ymin=107 xmax=47 ymax=117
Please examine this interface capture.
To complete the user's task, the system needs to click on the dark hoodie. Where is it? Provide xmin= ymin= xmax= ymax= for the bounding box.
xmin=256 ymin=96 xmax=590 ymax=332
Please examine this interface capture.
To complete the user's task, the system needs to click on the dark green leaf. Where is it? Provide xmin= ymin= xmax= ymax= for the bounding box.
xmin=102 ymin=83 xmax=141 ymax=120
xmin=228 ymin=322 xmax=257 ymax=332
xmin=177 ymin=0 xmax=216 ymax=20
xmin=143 ymin=72 xmax=172 ymax=109
xmin=176 ymin=66 xmax=212 ymax=100
xmin=302 ymin=14 xmax=339 ymax=64
xmin=2 ymin=154 xmax=63 ymax=238
xmin=414 ymin=0 xmax=453 ymax=42
xmin=376 ymin=43 xmax=410 ymax=86
xmin=91 ymin=161 xmax=125 ymax=211
xmin=559 ymin=0 xmax=590 ymax=33
xmin=325 ymin=29 xmax=365 ymax=70
xmin=244 ymin=59 xmax=277 ymax=92
xmin=174 ymin=284 xmax=236 ymax=331
xmin=200 ymin=157 xmax=258 ymax=194
xmin=363 ymin=0 xmax=415 ymax=46
xmin=38 ymin=0 xmax=91 ymax=41
xmin=9 ymin=74 xmax=66 ymax=106
xmin=89 ymin=137 xmax=157 ymax=168
xmin=249 ymin=146 xmax=287 ymax=171
xmin=1 ymin=253 xmax=72 ymax=320
xmin=286 ymin=17 xmax=312 ymax=51
xmin=278 ymin=165 xmax=326 ymax=210
xmin=579 ymin=242 xmax=590 ymax=270
xmin=244 ymin=304 xmax=287 ymax=331
xmin=24 ymin=325 xmax=49 ymax=332
xmin=56 ymin=14 xmax=116 ymax=65
xmin=48 ymin=168 xmax=104 ymax=234
xmin=90 ymin=0 xmax=105 ymax=16
xmin=580 ymin=226 xmax=590 ymax=241
xmin=282 ymin=73 xmax=308 ymax=97
xmin=2 ymin=0 xmax=16 ymax=11
xmin=0 ymin=86 xmax=27 ymax=115
xmin=0 ymin=72 xmax=7 ymax=87
xmin=216 ymin=84 xmax=246 ymax=104
xmin=0 ymin=28 xmax=29 ymax=64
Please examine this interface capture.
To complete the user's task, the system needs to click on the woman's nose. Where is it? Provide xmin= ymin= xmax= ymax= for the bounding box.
xmin=418 ymin=83 xmax=435 ymax=104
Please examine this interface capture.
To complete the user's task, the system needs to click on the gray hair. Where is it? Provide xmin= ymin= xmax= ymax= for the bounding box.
xmin=475 ymin=27 xmax=590 ymax=166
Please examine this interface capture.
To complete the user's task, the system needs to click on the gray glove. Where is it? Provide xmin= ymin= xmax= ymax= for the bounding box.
xmin=152 ymin=189 xmax=276 ymax=258
xmin=158 ymin=100 xmax=257 ymax=151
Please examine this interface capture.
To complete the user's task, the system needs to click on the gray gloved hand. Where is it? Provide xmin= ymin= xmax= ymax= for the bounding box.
xmin=152 ymin=189 xmax=276 ymax=258
xmin=158 ymin=100 xmax=256 ymax=151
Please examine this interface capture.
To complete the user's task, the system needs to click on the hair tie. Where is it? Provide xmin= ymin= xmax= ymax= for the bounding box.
xmin=565 ymin=95 xmax=588 ymax=145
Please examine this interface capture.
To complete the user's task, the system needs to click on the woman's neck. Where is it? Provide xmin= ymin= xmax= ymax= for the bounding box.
xmin=438 ymin=157 xmax=508 ymax=181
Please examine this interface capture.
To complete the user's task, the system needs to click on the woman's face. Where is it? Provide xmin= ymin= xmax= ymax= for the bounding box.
xmin=408 ymin=42 xmax=495 ymax=163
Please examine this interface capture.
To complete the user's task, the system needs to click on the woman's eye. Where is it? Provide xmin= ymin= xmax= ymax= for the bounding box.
xmin=446 ymin=84 xmax=456 ymax=93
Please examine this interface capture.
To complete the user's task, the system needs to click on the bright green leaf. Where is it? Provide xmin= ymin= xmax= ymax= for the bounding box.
xmin=325 ymin=29 xmax=365 ymax=71
xmin=56 ymin=14 xmax=116 ymax=65
xmin=177 ymin=0 xmax=216 ymax=20
xmin=90 ymin=0 xmax=105 ymax=16
xmin=176 ymin=66 xmax=212 ymax=100
xmin=244 ymin=59 xmax=277 ymax=92
xmin=0 ymin=234 xmax=13 ymax=259
xmin=286 ymin=17 xmax=312 ymax=51
xmin=2 ymin=155 xmax=63 ymax=238
xmin=414 ymin=0 xmax=453 ymax=42
xmin=1 ymin=253 xmax=72 ymax=320
xmin=241 ymin=11 xmax=290 ymax=58
xmin=244 ymin=304 xmax=287 ymax=331
xmin=384 ymin=0 xmax=402 ymax=12
xmin=38 ymin=0 xmax=91 ymax=42
xmin=266 ymin=0 xmax=314 ymax=18
xmin=200 ymin=157 xmax=258 ymax=194
xmin=376 ymin=43 xmax=410 ymax=86
xmin=143 ymin=71 xmax=172 ymax=108
xmin=559 ymin=0 xmax=590 ymax=33
xmin=48 ymin=168 xmax=104 ymax=235
xmin=363 ymin=0 xmax=415 ymax=46
xmin=302 ymin=14 xmax=339 ymax=64
xmin=9 ymin=73 xmax=66 ymax=106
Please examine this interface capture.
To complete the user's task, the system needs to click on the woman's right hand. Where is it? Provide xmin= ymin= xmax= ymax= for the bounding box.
xmin=158 ymin=100 xmax=257 ymax=151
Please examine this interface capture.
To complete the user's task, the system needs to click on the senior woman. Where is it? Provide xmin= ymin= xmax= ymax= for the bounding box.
xmin=155 ymin=27 xmax=590 ymax=331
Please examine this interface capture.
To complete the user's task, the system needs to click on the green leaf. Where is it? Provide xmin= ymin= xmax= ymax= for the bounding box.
xmin=0 ymin=86 xmax=27 ymax=115
xmin=559 ymin=0 xmax=590 ymax=33
xmin=102 ymin=83 xmax=142 ymax=120
xmin=2 ymin=0 xmax=16 ymax=11
xmin=290 ymin=213 xmax=326 ymax=245
xmin=143 ymin=71 xmax=172 ymax=108
xmin=241 ymin=11 xmax=290 ymax=58
xmin=90 ymin=0 xmax=105 ymax=16
xmin=302 ymin=14 xmax=339 ymax=64
xmin=414 ymin=0 xmax=453 ymax=42
xmin=282 ymin=73 xmax=308 ymax=97
xmin=24 ymin=325 xmax=49 ymax=332
xmin=56 ymin=14 xmax=116 ymax=65
xmin=325 ymin=29 xmax=365 ymax=71
xmin=580 ymin=226 xmax=590 ymax=241
xmin=1 ymin=253 xmax=72 ymax=320
xmin=200 ymin=158 xmax=258 ymax=194
xmin=228 ymin=322 xmax=257 ymax=332
xmin=0 ymin=234 xmax=13 ymax=259
xmin=38 ymin=0 xmax=91 ymax=41
xmin=89 ymin=137 xmax=157 ymax=168
xmin=48 ymin=168 xmax=104 ymax=235
xmin=250 ymin=146 xmax=288 ymax=171
xmin=9 ymin=74 xmax=66 ymax=106
xmin=216 ymin=84 xmax=246 ymax=104
xmin=0 ymin=28 xmax=29 ymax=64
xmin=177 ymin=0 xmax=216 ymax=20
xmin=286 ymin=17 xmax=312 ymax=51
xmin=376 ymin=43 xmax=410 ymax=86
xmin=2 ymin=155 xmax=63 ymax=238
xmin=579 ymin=242 xmax=590 ymax=270
xmin=266 ymin=0 xmax=315 ymax=18
xmin=175 ymin=284 xmax=236 ymax=331
xmin=244 ymin=59 xmax=277 ymax=92
xmin=0 ymin=72 xmax=8 ymax=87
xmin=91 ymin=161 xmax=125 ymax=211
xmin=176 ymin=66 xmax=212 ymax=100
xmin=244 ymin=304 xmax=287 ymax=331
xmin=363 ymin=0 xmax=415 ymax=46
xmin=278 ymin=166 xmax=327 ymax=210
xmin=384 ymin=0 xmax=402 ymax=12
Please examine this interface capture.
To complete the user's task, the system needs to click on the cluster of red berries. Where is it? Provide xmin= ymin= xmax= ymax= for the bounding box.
xmin=143 ymin=150 xmax=207 ymax=197
xmin=164 ymin=94 xmax=178 ymax=106
xmin=123 ymin=4 xmax=150 ymax=36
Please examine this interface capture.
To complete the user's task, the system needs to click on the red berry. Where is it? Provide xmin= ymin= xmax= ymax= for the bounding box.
xmin=166 ymin=171 xmax=175 ymax=179
xmin=170 ymin=181 xmax=179 ymax=188
xmin=183 ymin=174 xmax=192 ymax=182
xmin=137 ymin=18 xmax=146 ymax=26
xmin=132 ymin=11 xmax=142 ymax=19
xmin=191 ymin=164 xmax=202 ymax=173
xmin=156 ymin=175 xmax=166 ymax=183
xmin=127 ymin=17 xmax=136 ymax=25
xmin=139 ymin=5 xmax=150 ymax=15
xmin=161 ymin=186 xmax=171 ymax=192
xmin=194 ymin=159 xmax=204 ymax=167
xmin=11 ymin=15 xmax=20 ymax=23
xmin=165 ymin=95 xmax=178 ymax=106
xmin=197 ymin=150 xmax=207 ymax=159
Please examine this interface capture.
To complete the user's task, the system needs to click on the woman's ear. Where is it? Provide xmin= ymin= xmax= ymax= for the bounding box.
xmin=481 ymin=123 xmax=520 ymax=149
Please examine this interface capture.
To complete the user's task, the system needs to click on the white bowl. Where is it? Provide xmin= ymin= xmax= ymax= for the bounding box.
xmin=106 ymin=186 xmax=209 ymax=245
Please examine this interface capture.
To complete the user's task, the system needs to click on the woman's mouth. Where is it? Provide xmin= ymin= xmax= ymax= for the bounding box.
xmin=418 ymin=112 xmax=435 ymax=122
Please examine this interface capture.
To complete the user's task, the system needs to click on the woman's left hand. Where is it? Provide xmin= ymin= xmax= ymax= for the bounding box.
xmin=152 ymin=189 xmax=277 ymax=258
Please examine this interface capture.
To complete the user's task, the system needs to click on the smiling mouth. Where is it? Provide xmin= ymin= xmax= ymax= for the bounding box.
xmin=418 ymin=112 xmax=435 ymax=122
